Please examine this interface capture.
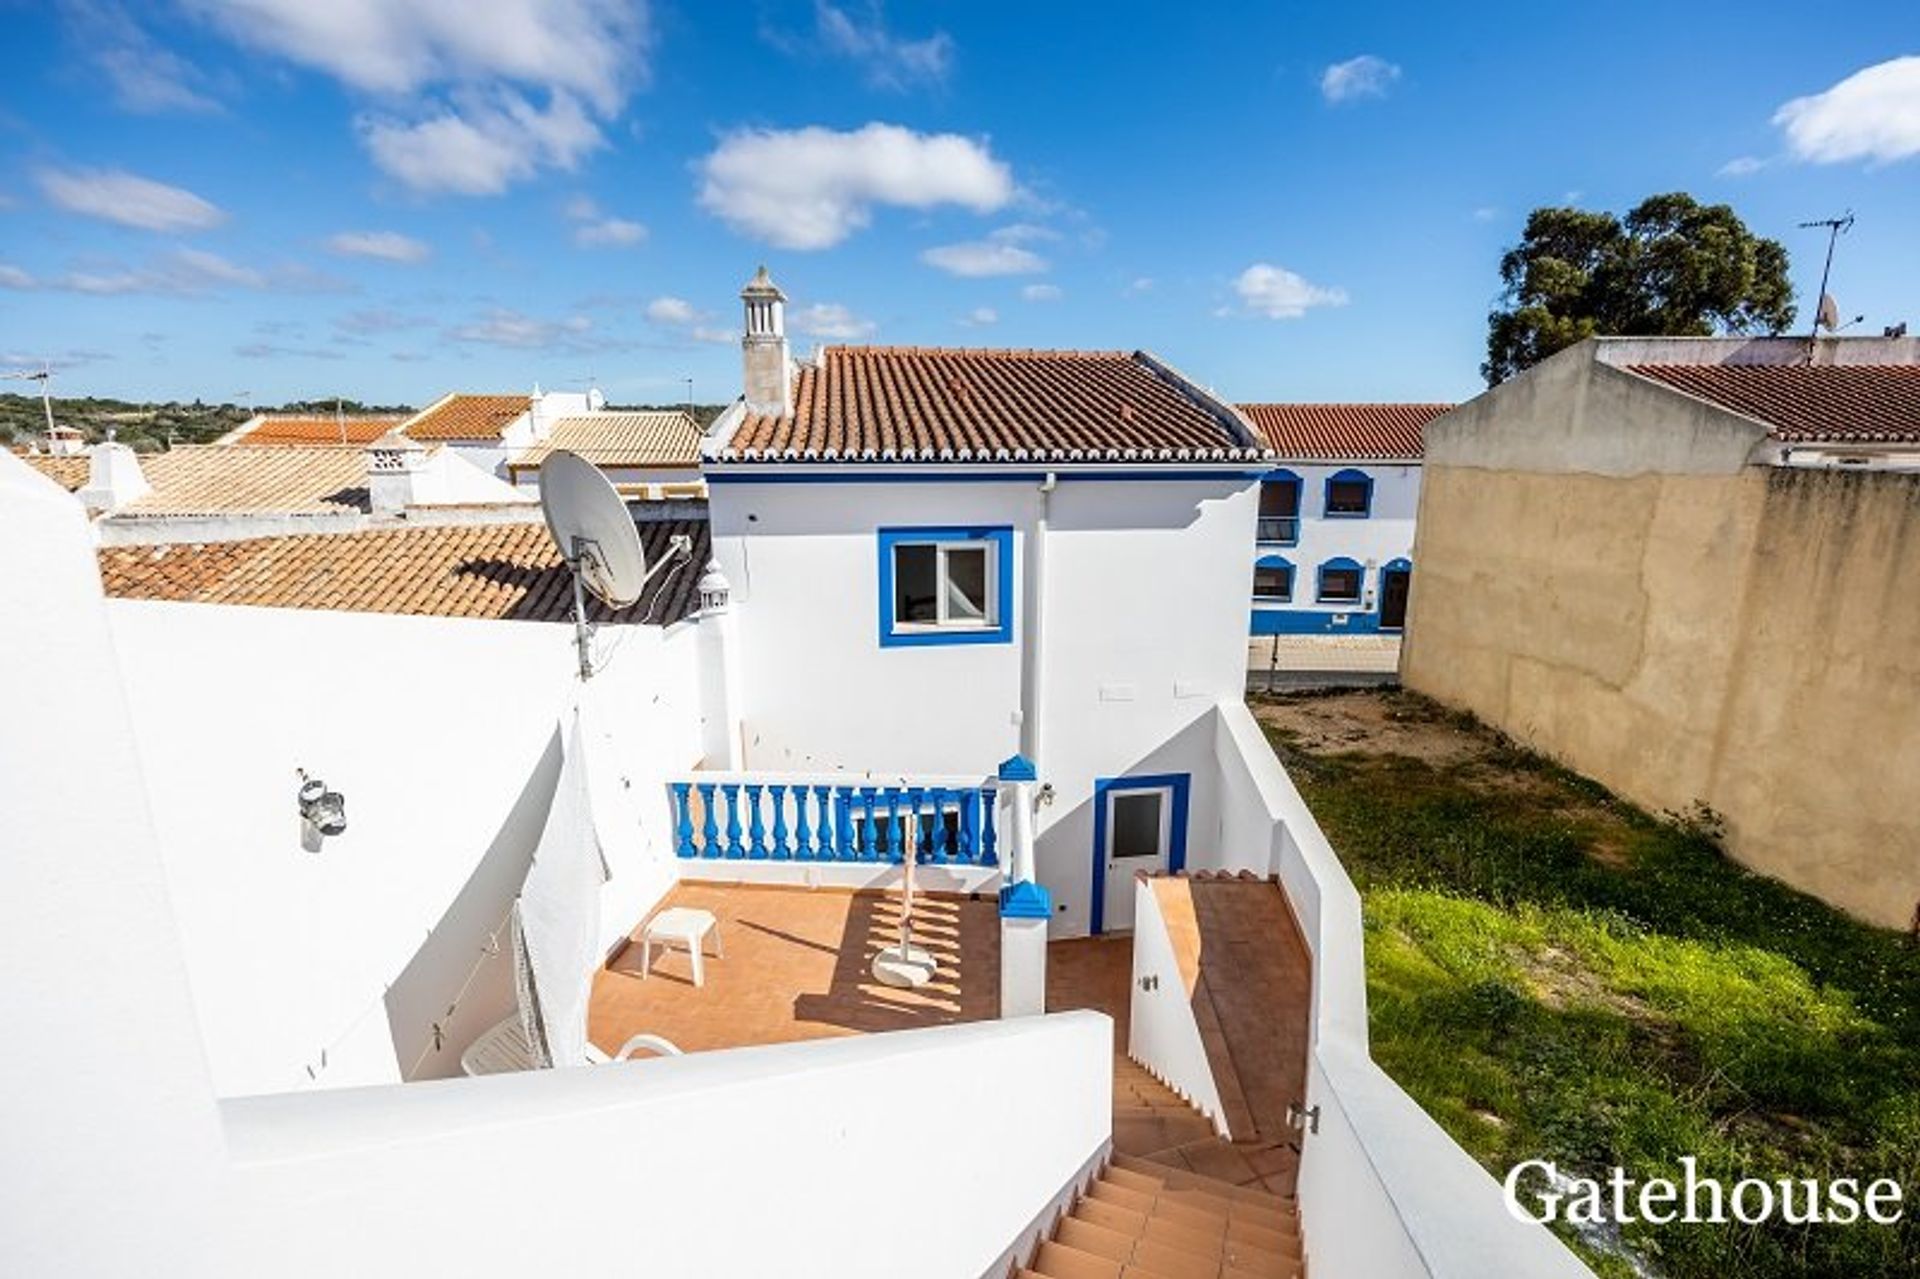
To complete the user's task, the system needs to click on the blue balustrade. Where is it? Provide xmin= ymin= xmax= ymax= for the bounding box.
xmin=668 ymin=777 xmax=1003 ymax=866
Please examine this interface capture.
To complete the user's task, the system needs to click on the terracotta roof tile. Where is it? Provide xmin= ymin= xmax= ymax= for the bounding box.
xmin=97 ymin=516 xmax=709 ymax=625
xmin=236 ymin=414 xmax=408 ymax=445
xmin=123 ymin=446 xmax=372 ymax=515
xmin=402 ymin=394 xmax=531 ymax=442
xmin=21 ymin=454 xmax=91 ymax=491
xmin=722 ymin=346 xmax=1261 ymax=463
xmin=1624 ymin=364 xmax=1920 ymax=444
xmin=512 ymin=412 xmax=702 ymax=470
xmin=1237 ymin=403 xmax=1450 ymax=461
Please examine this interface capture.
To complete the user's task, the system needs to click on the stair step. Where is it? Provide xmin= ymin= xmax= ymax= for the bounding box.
xmin=1113 ymin=1152 xmax=1296 ymax=1209
xmin=1032 ymin=1240 xmax=1121 ymax=1279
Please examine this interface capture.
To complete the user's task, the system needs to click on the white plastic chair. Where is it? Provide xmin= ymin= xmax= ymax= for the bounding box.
xmin=459 ymin=1016 xmax=683 ymax=1076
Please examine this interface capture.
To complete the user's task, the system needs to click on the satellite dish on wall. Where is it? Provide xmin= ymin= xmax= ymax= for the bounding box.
xmin=1817 ymin=293 xmax=1841 ymax=332
xmin=541 ymin=450 xmax=648 ymax=608
xmin=541 ymin=449 xmax=696 ymax=680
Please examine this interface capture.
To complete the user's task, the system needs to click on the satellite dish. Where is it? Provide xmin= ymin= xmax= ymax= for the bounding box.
xmin=1817 ymin=293 xmax=1841 ymax=332
xmin=541 ymin=450 xmax=648 ymax=608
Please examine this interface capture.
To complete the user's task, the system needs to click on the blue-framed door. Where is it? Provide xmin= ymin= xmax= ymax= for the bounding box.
xmin=1379 ymin=558 xmax=1412 ymax=631
xmin=1090 ymin=773 xmax=1190 ymax=934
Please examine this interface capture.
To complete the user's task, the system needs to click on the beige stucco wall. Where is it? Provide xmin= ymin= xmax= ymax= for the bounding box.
xmin=1405 ymin=459 xmax=1920 ymax=930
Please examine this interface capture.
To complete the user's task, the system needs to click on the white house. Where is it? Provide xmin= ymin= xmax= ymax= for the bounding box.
xmin=1237 ymin=403 xmax=1448 ymax=638
xmin=505 ymin=408 xmax=704 ymax=498
xmin=402 ymin=386 xmax=599 ymax=477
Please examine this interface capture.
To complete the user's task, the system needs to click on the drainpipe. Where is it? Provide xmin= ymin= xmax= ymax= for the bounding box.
xmin=1020 ymin=472 xmax=1056 ymax=767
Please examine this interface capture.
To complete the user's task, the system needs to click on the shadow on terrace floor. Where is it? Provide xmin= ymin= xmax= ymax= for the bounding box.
xmin=588 ymin=881 xmax=1000 ymax=1055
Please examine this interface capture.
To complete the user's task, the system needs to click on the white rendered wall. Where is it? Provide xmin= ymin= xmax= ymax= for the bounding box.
xmin=1127 ymin=878 xmax=1229 ymax=1133
xmin=707 ymin=473 xmax=1257 ymax=936
xmin=106 ymin=600 xmax=703 ymax=1097
xmin=1251 ymin=463 xmax=1420 ymax=631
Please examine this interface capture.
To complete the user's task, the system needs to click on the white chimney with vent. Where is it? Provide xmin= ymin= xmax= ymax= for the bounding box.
xmin=741 ymin=265 xmax=791 ymax=418
xmin=364 ymin=430 xmax=431 ymax=518
xmin=78 ymin=440 xmax=150 ymax=513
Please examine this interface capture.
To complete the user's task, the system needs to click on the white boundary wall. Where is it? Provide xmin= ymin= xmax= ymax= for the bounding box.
xmin=1204 ymin=700 xmax=1594 ymax=1278
xmin=105 ymin=600 xmax=704 ymax=1097
xmin=1127 ymin=878 xmax=1229 ymax=1135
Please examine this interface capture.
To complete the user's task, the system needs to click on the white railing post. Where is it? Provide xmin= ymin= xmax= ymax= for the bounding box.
xmin=996 ymin=754 xmax=1049 ymax=1018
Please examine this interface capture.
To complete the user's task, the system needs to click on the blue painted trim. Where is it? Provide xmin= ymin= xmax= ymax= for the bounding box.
xmin=1317 ymin=555 xmax=1364 ymax=604
xmin=1323 ymin=467 xmax=1374 ymax=519
xmin=1382 ymin=556 xmax=1413 ymax=573
xmin=997 ymin=753 xmax=1037 ymax=782
xmin=1257 ymin=471 xmax=1303 ymax=546
xmin=999 ymin=881 xmax=1053 ymax=920
xmin=705 ymin=469 xmax=1268 ymax=485
xmin=876 ymin=525 xmax=1014 ymax=648
xmin=1252 ymin=553 xmax=1295 ymax=603
xmin=1378 ymin=558 xmax=1413 ymax=633
xmin=1249 ymin=607 xmax=1382 ymax=636
xmin=1089 ymin=773 xmax=1192 ymax=936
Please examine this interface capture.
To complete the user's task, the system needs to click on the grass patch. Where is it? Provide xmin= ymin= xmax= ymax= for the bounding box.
xmin=1261 ymin=690 xmax=1920 ymax=1278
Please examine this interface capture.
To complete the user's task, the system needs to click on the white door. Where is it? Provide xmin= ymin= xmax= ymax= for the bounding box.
xmin=1101 ymin=786 xmax=1173 ymax=932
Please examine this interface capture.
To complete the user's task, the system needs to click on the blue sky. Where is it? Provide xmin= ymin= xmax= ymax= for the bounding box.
xmin=2 ymin=1 xmax=1916 ymax=408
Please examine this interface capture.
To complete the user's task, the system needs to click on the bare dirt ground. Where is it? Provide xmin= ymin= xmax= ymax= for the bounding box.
xmin=1252 ymin=687 xmax=1487 ymax=767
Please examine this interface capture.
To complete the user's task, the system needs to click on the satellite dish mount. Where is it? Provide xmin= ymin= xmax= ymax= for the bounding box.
xmin=539 ymin=451 xmax=691 ymax=680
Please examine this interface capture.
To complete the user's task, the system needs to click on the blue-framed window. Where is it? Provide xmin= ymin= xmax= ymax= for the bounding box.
xmin=1253 ymin=554 xmax=1294 ymax=602
xmin=1257 ymin=470 xmax=1301 ymax=544
xmin=876 ymin=526 xmax=1014 ymax=647
xmin=1318 ymin=556 xmax=1364 ymax=604
xmin=1324 ymin=468 xmax=1374 ymax=518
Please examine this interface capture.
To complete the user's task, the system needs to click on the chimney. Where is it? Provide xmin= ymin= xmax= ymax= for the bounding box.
xmin=365 ymin=430 xmax=431 ymax=518
xmin=44 ymin=425 xmax=87 ymax=457
xmin=77 ymin=440 xmax=150 ymax=513
xmin=740 ymin=265 xmax=792 ymax=417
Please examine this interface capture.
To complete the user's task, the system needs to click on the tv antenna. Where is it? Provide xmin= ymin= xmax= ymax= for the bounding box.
xmin=539 ymin=450 xmax=691 ymax=680
xmin=3 ymin=362 xmax=56 ymax=436
xmin=1798 ymin=211 xmax=1854 ymax=353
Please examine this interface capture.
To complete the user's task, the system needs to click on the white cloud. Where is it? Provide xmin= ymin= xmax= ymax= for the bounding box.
xmin=1320 ymin=54 xmax=1400 ymax=104
xmin=1122 ymin=277 xmax=1153 ymax=296
xmin=1232 ymin=263 xmax=1348 ymax=319
xmin=360 ymin=90 xmax=603 ymax=195
xmin=449 ymin=306 xmax=578 ymax=348
xmin=67 ymin=0 xmax=221 ymax=113
xmin=1471 ymin=205 xmax=1501 ymax=222
xmin=169 ymin=247 xmax=263 ymax=288
xmin=1021 ymin=283 xmax=1062 ymax=302
xmin=0 ymin=264 xmax=36 ymax=290
xmin=959 ymin=306 xmax=997 ymax=327
xmin=326 ymin=230 xmax=432 ymax=262
xmin=790 ymin=302 xmax=876 ymax=340
xmin=646 ymin=296 xmax=696 ymax=325
xmin=236 ymin=341 xmax=345 ymax=362
xmin=1773 ymin=57 xmax=1920 ymax=165
xmin=921 ymin=240 xmax=1047 ymax=277
xmin=697 ymin=123 xmax=1014 ymax=249
xmin=1717 ymin=155 xmax=1767 ymax=178
xmin=565 ymin=196 xmax=647 ymax=247
xmin=46 ymin=249 xmax=338 ymax=297
xmin=690 ymin=325 xmax=737 ymax=344
xmin=335 ymin=308 xmax=431 ymax=335
xmin=183 ymin=0 xmax=648 ymax=113
xmin=807 ymin=2 xmax=953 ymax=90
xmin=36 ymin=167 xmax=226 ymax=232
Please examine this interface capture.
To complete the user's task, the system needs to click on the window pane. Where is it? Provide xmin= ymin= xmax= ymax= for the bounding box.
xmin=1327 ymin=479 xmax=1369 ymax=514
xmin=944 ymin=546 xmax=989 ymax=622
xmin=1111 ymin=792 xmax=1163 ymax=859
xmin=1253 ymin=566 xmax=1292 ymax=598
xmin=1321 ymin=567 xmax=1361 ymax=601
xmin=1259 ymin=480 xmax=1299 ymax=517
xmin=894 ymin=544 xmax=938 ymax=622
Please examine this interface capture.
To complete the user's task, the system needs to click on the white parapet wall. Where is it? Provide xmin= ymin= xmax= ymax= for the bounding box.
xmin=223 ymin=1011 xmax=1114 ymax=1279
xmin=1127 ymin=876 xmax=1230 ymax=1135
xmin=1206 ymin=700 xmax=1595 ymax=1278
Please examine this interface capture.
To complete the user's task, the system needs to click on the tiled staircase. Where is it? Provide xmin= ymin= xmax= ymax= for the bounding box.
xmin=1017 ymin=1151 xmax=1304 ymax=1279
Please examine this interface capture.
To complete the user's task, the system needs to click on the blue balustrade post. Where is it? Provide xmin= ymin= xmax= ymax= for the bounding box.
xmin=670 ymin=783 xmax=694 ymax=858
xmin=926 ymin=787 xmax=946 ymax=863
xmin=723 ymin=784 xmax=745 ymax=859
xmin=957 ymin=787 xmax=975 ymax=864
xmin=980 ymin=785 xmax=999 ymax=866
xmin=791 ymin=785 xmax=811 ymax=861
xmin=835 ymin=787 xmax=854 ymax=860
xmin=769 ymin=784 xmax=790 ymax=859
xmin=905 ymin=787 xmax=925 ymax=863
xmin=697 ymin=782 xmax=719 ymax=859
xmin=744 ymin=783 xmax=767 ymax=859
xmin=859 ymin=788 xmax=880 ymax=861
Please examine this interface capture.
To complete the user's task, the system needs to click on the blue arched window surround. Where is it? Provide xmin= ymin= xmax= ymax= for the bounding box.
xmin=1252 ymin=554 xmax=1294 ymax=602
xmin=1323 ymin=468 xmax=1374 ymax=518
xmin=1257 ymin=469 xmax=1302 ymax=544
xmin=1317 ymin=556 xmax=1364 ymax=604
xmin=1381 ymin=556 xmax=1413 ymax=575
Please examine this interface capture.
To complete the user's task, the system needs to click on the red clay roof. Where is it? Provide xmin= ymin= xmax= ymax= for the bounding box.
xmin=402 ymin=394 xmax=531 ymax=442
xmin=237 ymin=414 xmax=407 ymax=446
xmin=1236 ymin=403 xmax=1450 ymax=461
xmin=722 ymin=347 xmax=1262 ymax=463
xmin=97 ymin=518 xmax=708 ymax=625
xmin=1624 ymin=364 xmax=1920 ymax=444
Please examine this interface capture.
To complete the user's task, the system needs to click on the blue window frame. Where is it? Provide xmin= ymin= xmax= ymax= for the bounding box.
xmin=1317 ymin=556 xmax=1364 ymax=603
xmin=1090 ymin=773 xmax=1191 ymax=935
xmin=1324 ymin=468 xmax=1374 ymax=518
xmin=1253 ymin=554 xmax=1294 ymax=602
xmin=877 ymin=526 xmax=1014 ymax=647
xmin=1257 ymin=470 xmax=1302 ymax=544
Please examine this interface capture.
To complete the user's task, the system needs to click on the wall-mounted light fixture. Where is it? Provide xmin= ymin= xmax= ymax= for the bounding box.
xmin=297 ymin=770 xmax=347 ymax=843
